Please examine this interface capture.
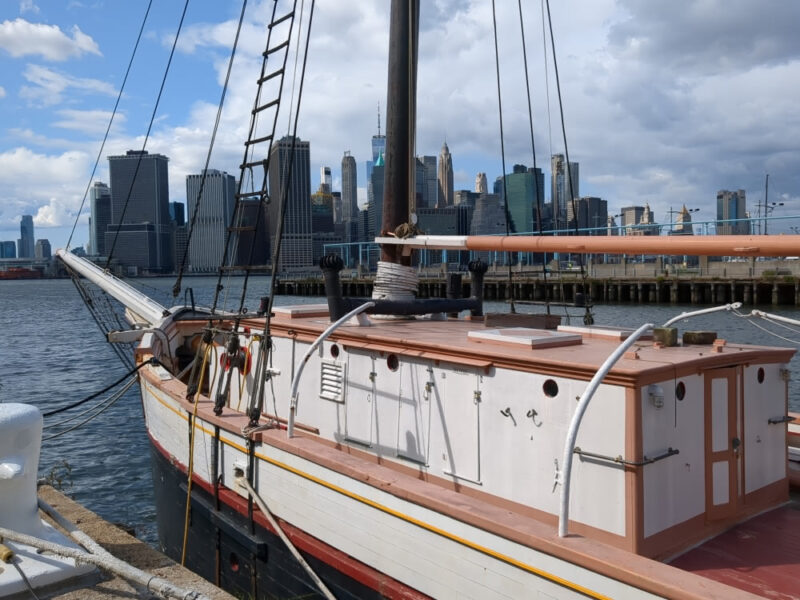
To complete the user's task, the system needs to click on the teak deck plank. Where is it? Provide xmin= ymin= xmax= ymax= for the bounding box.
xmin=671 ymin=498 xmax=800 ymax=599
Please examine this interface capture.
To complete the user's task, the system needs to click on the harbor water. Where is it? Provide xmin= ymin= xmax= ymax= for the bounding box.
xmin=2 ymin=276 xmax=800 ymax=546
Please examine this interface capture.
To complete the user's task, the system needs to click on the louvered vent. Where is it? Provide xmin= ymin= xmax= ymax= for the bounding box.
xmin=320 ymin=359 xmax=346 ymax=402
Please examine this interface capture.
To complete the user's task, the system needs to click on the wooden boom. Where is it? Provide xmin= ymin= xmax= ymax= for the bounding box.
xmin=376 ymin=234 xmax=800 ymax=257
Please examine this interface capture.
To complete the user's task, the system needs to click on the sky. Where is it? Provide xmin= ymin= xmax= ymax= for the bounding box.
xmin=1 ymin=0 xmax=800 ymax=251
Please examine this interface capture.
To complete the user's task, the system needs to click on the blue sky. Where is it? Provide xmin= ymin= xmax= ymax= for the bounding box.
xmin=2 ymin=0 xmax=800 ymax=251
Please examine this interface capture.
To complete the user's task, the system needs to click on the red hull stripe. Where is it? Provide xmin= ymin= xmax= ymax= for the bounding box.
xmin=148 ymin=433 xmax=429 ymax=600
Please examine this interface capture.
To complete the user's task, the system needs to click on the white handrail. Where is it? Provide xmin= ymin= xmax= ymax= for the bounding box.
xmin=558 ymin=322 xmax=653 ymax=538
xmin=287 ymin=302 xmax=375 ymax=437
xmin=661 ymin=302 xmax=742 ymax=327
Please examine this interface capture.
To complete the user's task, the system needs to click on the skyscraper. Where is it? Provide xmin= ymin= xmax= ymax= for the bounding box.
xmin=716 ymin=189 xmax=748 ymax=235
xmin=89 ymin=181 xmax=111 ymax=256
xmin=34 ymin=239 xmax=51 ymax=259
xmin=268 ymin=135 xmax=312 ymax=270
xmin=475 ymin=172 xmax=488 ymax=194
xmin=366 ymin=106 xmax=386 ymax=184
xmin=17 ymin=215 xmax=34 ymax=258
xmin=186 ymin=169 xmax=236 ymax=272
xmin=437 ymin=142 xmax=453 ymax=208
xmin=320 ymin=166 xmax=332 ymax=194
xmin=0 ymin=241 xmax=16 ymax=258
xmin=107 ymin=150 xmax=172 ymax=272
xmin=341 ymin=151 xmax=358 ymax=224
xmin=420 ymin=155 xmax=437 ymax=209
xmin=500 ymin=165 xmax=544 ymax=234
xmin=551 ymin=154 xmax=579 ymax=231
xmin=367 ymin=152 xmax=385 ymax=239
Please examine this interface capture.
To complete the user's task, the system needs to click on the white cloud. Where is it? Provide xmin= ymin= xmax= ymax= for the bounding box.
xmin=53 ymin=109 xmax=127 ymax=135
xmin=0 ymin=86 xmax=5 ymax=98
xmin=19 ymin=0 xmax=39 ymax=15
xmin=20 ymin=64 xmax=117 ymax=107
xmin=0 ymin=18 xmax=100 ymax=61
xmin=0 ymin=147 xmax=90 ymax=229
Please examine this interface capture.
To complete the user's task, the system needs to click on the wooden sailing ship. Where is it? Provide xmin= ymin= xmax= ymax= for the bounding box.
xmin=56 ymin=1 xmax=800 ymax=598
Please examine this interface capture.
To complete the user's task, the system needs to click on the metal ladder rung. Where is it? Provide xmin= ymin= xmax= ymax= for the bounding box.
xmin=252 ymin=98 xmax=279 ymax=115
xmin=235 ymin=190 xmax=267 ymax=200
xmin=263 ymin=40 xmax=289 ymax=57
xmin=245 ymin=133 xmax=273 ymax=146
xmin=240 ymin=159 xmax=267 ymax=170
xmin=257 ymin=69 xmax=284 ymax=85
xmin=268 ymin=12 xmax=294 ymax=29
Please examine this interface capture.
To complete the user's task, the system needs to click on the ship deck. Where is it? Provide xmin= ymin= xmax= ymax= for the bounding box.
xmin=670 ymin=493 xmax=800 ymax=600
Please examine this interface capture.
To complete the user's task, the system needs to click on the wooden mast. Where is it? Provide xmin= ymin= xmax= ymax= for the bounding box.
xmin=381 ymin=0 xmax=419 ymax=264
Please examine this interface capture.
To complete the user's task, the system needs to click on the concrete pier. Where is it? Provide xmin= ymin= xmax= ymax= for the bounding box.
xmin=35 ymin=486 xmax=234 ymax=600
xmin=275 ymin=272 xmax=800 ymax=306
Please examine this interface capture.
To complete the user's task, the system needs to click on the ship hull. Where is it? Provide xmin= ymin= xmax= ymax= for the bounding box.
xmin=148 ymin=435 xmax=420 ymax=600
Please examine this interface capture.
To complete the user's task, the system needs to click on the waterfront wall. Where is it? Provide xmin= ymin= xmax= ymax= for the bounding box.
xmin=273 ymin=258 xmax=800 ymax=306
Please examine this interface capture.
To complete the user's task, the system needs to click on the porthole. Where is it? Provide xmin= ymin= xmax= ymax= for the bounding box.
xmin=543 ymin=379 xmax=559 ymax=398
xmin=330 ymin=343 xmax=340 ymax=358
xmin=675 ymin=381 xmax=686 ymax=401
xmin=387 ymin=354 xmax=399 ymax=371
xmin=757 ymin=367 xmax=765 ymax=383
xmin=229 ymin=552 xmax=239 ymax=572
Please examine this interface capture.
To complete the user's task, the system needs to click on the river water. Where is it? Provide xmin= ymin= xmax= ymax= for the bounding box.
xmin=2 ymin=275 xmax=800 ymax=545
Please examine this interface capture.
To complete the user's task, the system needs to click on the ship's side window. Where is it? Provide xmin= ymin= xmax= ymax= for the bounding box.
xmin=387 ymin=354 xmax=399 ymax=371
xmin=330 ymin=343 xmax=340 ymax=358
xmin=543 ymin=379 xmax=558 ymax=398
xmin=757 ymin=367 xmax=765 ymax=383
xmin=675 ymin=381 xmax=686 ymax=401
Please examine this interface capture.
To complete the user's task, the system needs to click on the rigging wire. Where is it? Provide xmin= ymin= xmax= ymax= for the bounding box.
xmin=490 ymin=0 xmax=516 ymax=313
xmin=173 ymin=0 xmax=249 ymax=299
xmin=544 ymin=0 xmax=593 ymax=325
xmin=105 ymin=0 xmax=191 ymax=270
xmin=66 ymin=0 xmax=153 ymax=251
xmin=42 ymin=358 xmax=158 ymax=417
xmin=43 ymin=379 xmax=137 ymax=442
xmin=517 ymin=0 xmax=551 ymax=315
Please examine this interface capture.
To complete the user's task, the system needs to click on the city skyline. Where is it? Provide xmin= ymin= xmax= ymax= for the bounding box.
xmin=2 ymin=2 xmax=800 ymax=251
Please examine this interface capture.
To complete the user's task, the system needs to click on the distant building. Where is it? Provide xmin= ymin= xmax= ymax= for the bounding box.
xmin=320 ymin=166 xmax=332 ymax=194
xmin=268 ymin=136 xmax=312 ymax=270
xmin=311 ymin=184 xmax=335 ymax=234
xmin=1 ymin=241 xmax=17 ymax=258
xmin=499 ymin=165 xmax=544 ymax=234
xmin=186 ymin=169 xmax=235 ymax=272
xmin=551 ymin=154 xmax=579 ymax=231
xmin=470 ymin=193 xmax=505 ymax=236
xmin=18 ymin=215 xmax=34 ymax=258
xmin=108 ymin=150 xmax=172 ymax=273
xmin=421 ymin=155 xmax=437 ymax=209
xmin=673 ymin=205 xmax=695 ymax=235
xmin=367 ymin=152 xmax=385 ymax=239
xmin=341 ymin=152 xmax=358 ymax=221
xmin=716 ymin=189 xmax=748 ymax=235
xmin=437 ymin=142 xmax=453 ymax=208
xmin=454 ymin=190 xmax=480 ymax=209
xmin=619 ymin=206 xmax=645 ymax=234
xmin=475 ymin=172 xmax=488 ymax=194
xmin=572 ymin=196 xmax=608 ymax=235
xmin=629 ymin=203 xmax=659 ymax=236
xmin=34 ymin=239 xmax=51 ymax=259
xmin=89 ymin=182 xmax=112 ymax=256
xmin=169 ymin=201 xmax=186 ymax=227
xmin=235 ymin=200 xmax=269 ymax=268
xmin=366 ymin=112 xmax=386 ymax=184
xmin=332 ymin=191 xmax=343 ymax=225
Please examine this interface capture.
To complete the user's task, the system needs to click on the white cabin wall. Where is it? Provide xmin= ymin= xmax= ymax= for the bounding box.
xmin=743 ymin=363 xmax=788 ymax=493
xmin=642 ymin=375 xmax=705 ymax=538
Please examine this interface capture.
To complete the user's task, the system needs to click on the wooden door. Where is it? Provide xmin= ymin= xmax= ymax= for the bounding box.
xmin=704 ymin=367 xmax=741 ymax=520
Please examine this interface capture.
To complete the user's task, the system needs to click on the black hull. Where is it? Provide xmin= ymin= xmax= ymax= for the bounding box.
xmin=148 ymin=439 xmax=397 ymax=600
